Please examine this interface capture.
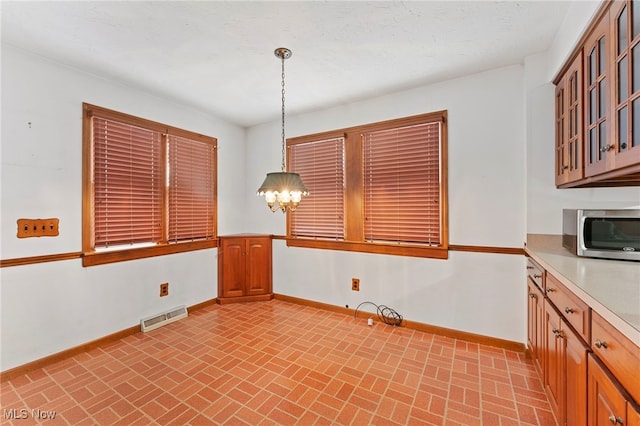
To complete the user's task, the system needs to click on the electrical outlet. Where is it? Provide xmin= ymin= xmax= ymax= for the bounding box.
xmin=160 ymin=283 xmax=169 ymax=297
xmin=351 ymin=278 xmax=360 ymax=291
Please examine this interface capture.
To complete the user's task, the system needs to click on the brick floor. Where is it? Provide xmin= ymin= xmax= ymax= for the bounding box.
xmin=0 ymin=300 xmax=556 ymax=425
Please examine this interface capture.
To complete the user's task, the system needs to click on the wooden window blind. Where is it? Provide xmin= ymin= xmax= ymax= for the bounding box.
xmin=168 ymin=135 xmax=216 ymax=242
xmin=84 ymin=103 xmax=218 ymax=264
xmin=363 ymin=122 xmax=442 ymax=245
xmin=285 ymin=110 xmax=447 ymax=258
xmin=93 ymin=117 xmax=163 ymax=247
xmin=289 ymin=137 xmax=345 ymax=239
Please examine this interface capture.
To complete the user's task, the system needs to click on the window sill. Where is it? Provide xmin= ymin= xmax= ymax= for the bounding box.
xmin=83 ymin=239 xmax=217 ymax=266
xmin=285 ymin=237 xmax=448 ymax=259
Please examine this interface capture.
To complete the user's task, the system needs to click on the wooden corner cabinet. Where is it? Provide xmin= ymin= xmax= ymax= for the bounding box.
xmin=554 ymin=0 xmax=640 ymax=188
xmin=217 ymin=234 xmax=273 ymax=304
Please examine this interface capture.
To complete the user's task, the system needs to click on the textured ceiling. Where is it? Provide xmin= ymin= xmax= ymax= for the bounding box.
xmin=1 ymin=1 xmax=572 ymax=127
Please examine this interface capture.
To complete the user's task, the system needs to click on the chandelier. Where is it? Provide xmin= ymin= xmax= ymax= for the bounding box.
xmin=257 ymin=47 xmax=308 ymax=213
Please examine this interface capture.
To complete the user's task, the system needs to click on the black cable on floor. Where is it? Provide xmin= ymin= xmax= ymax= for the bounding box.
xmin=354 ymin=301 xmax=403 ymax=327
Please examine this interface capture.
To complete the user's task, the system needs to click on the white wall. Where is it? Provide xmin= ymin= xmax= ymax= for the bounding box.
xmin=0 ymin=46 xmax=245 ymax=371
xmin=546 ymin=0 xmax=601 ymax=82
xmin=246 ymin=65 xmax=528 ymax=343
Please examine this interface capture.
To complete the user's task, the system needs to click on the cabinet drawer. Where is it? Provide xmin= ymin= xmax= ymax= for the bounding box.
xmin=526 ymin=258 xmax=545 ymax=291
xmin=591 ymin=310 xmax=640 ymax=404
xmin=545 ymin=273 xmax=590 ymax=343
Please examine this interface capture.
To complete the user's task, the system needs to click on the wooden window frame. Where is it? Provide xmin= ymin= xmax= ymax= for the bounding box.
xmin=82 ymin=103 xmax=217 ymax=266
xmin=286 ymin=111 xmax=448 ymax=259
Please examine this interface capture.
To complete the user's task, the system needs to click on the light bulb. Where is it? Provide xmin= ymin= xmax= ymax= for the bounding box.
xmin=279 ymin=190 xmax=291 ymax=204
xmin=265 ymin=192 xmax=277 ymax=203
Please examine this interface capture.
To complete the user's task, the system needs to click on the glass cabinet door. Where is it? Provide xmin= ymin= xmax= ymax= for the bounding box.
xmin=612 ymin=0 xmax=640 ymax=169
xmin=555 ymin=76 xmax=567 ymax=185
xmin=567 ymin=53 xmax=583 ymax=183
xmin=556 ymin=52 xmax=584 ymax=186
xmin=584 ymin=11 xmax=611 ymax=177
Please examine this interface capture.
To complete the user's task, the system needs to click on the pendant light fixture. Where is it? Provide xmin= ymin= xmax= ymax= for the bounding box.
xmin=257 ymin=47 xmax=309 ymax=213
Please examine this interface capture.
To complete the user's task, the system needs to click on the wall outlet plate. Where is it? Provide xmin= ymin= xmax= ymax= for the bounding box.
xmin=160 ymin=283 xmax=169 ymax=297
xmin=17 ymin=218 xmax=59 ymax=238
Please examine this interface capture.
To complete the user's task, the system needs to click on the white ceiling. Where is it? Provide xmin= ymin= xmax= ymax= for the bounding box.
xmin=1 ymin=1 xmax=571 ymax=128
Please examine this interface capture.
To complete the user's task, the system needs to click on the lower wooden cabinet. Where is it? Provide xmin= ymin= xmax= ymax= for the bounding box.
xmin=588 ymin=354 xmax=630 ymax=426
xmin=591 ymin=311 xmax=640 ymax=405
xmin=527 ymin=255 xmax=640 ymax=426
xmin=543 ymin=301 xmax=588 ymax=425
xmin=217 ymin=235 xmax=273 ymax=304
xmin=527 ymin=279 xmax=545 ymax=377
xmin=544 ymin=301 xmax=566 ymax=423
xmin=629 ymin=402 xmax=640 ymax=426
xmin=565 ymin=319 xmax=589 ymax=426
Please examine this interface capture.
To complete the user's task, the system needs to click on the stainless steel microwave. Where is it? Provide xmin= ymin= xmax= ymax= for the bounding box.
xmin=562 ymin=209 xmax=640 ymax=261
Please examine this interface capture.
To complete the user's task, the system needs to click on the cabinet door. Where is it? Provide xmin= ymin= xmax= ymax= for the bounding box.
xmin=629 ymin=402 xmax=640 ymax=426
xmin=220 ymin=239 xmax=246 ymax=298
xmin=591 ymin=310 xmax=640 ymax=405
xmin=611 ymin=0 xmax=640 ymax=170
xmin=544 ymin=302 xmax=565 ymax=424
xmin=245 ymin=237 xmax=272 ymax=297
xmin=566 ymin=53 xmax=584 ymax=183
xmin=557 ymin=53 xmax=584 ymax=186
xmin=565 ymin=324 xmax=588 ymax=426
xmin=556 ymin=75 xmax=568 ymax=185
xmin=585 ymin=10 xmax=612 ymax=177
xmin=527 ymin=280 xmax=545 ymax=377
xmin=588 ymin=354 xmax=627 ymax=426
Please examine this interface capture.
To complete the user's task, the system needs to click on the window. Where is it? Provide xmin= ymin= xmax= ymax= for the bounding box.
xmin=82 ymin=103 xmax=217 ymax=266
xmin=286 ymin=111 xmax=448 ymax=259
xmin=289 ymin=136 xmax=345 ymax=240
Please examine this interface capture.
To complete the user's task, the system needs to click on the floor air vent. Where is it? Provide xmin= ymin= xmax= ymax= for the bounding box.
xmin=140 ymin=305 xmax=188 ymax=332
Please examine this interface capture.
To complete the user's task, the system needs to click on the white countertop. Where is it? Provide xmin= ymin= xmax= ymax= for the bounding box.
xmin=525 ymin=234 xmax=640 ymax=347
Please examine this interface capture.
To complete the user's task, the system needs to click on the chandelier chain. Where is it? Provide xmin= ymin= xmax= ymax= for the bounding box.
xmin=280 ymin=54 xmax=286 ymax=172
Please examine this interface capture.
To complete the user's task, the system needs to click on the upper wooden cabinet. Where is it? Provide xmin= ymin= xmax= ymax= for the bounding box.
xmin=556 ymin=52 xmax=584 ymax=185
xmin=610 ymin=0 xmax=640 ymax=171
xmin=584 ymin=9 xmax=612 ymax=178
xmin=554 ymin=1 xmax=640 ymax=187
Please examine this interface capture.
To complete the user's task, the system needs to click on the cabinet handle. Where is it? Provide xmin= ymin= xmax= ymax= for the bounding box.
xmin=526 ymin=266 xmax=534 ymax=270
xmin=564 ymin=307 xmax=574 ymax=314
xmin=562 ymin=164 xmax=569 ymax=170
xmin=529 ymin=293 xmax=536 ymax=299
xmin=546 ymin=288 xmax=555 ymax=293
xmin=533 ymin=274 xmax=542 ymax=279
xmin=594 ymin=339 xmax=608 ymax=349
xmin=600 ymin=144 xmax=615 ymax=153
xmin=552 ymin=328 xmax=560 ymax=335
xmin=608 ymin=414 xmax=622 ymax=424
xmin=621 ymin=142 xmax=627 ymax=149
